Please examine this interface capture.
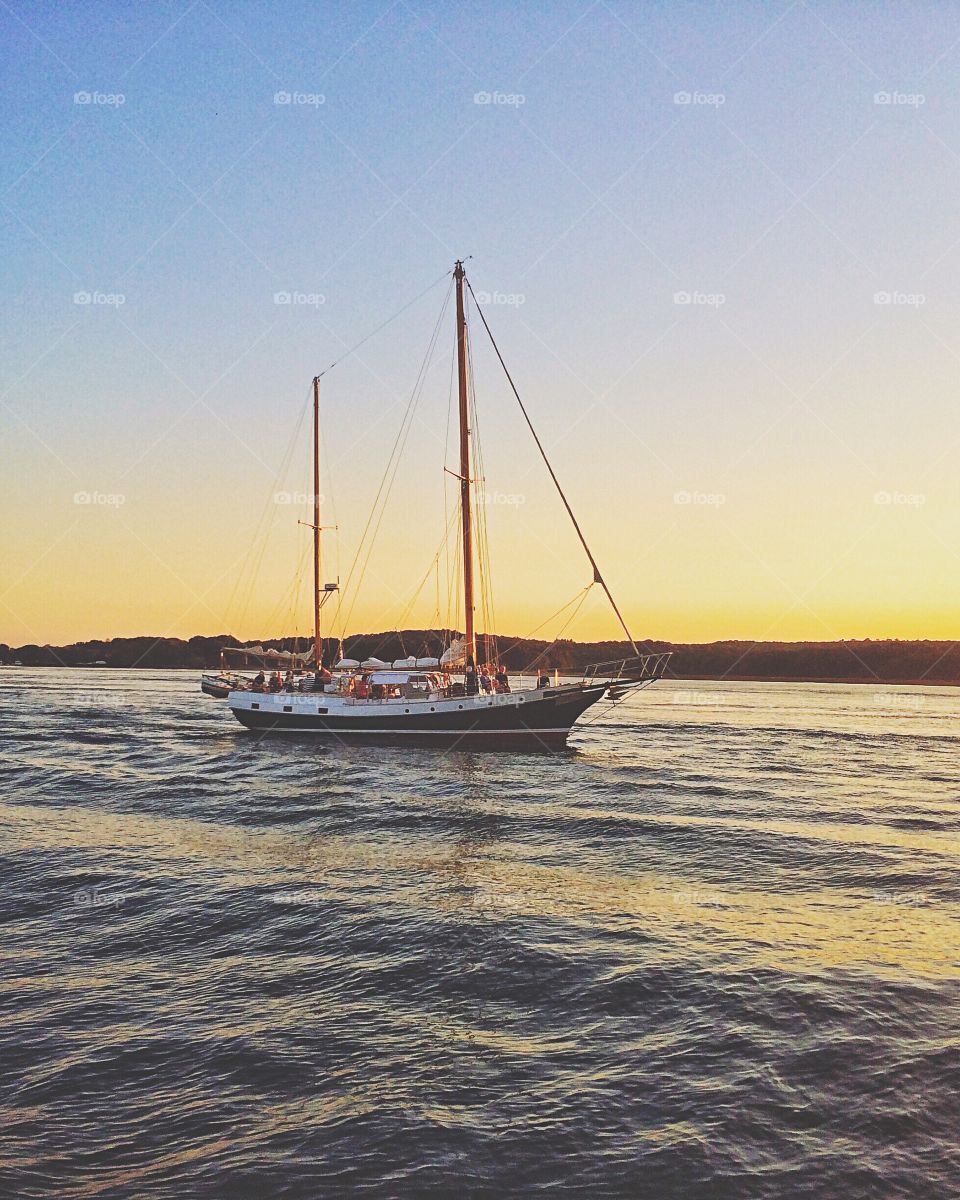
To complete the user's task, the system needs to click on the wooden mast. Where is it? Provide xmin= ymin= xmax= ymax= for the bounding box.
xmin=312 ymin=375 xmax=322 ymax=666
xmin=454 ymin=261 xmax=475 ymax=665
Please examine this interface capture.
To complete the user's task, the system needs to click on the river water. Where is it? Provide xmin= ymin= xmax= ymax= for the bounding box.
xmin=1 ymin=669 xmax=957 ymax=1198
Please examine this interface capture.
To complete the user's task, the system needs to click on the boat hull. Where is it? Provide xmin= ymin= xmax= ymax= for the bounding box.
xmin=228 ymin=684 xmax=607 ymax=749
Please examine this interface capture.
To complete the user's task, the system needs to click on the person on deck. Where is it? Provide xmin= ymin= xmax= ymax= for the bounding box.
xmin=495 ymin=666 xmax=509 ymax=693
xmin=252 ymin=671 xmax=266 ymax=692
xmin=269 ymin=671 xmax=282 ymax=692
xmin=537 ymin=672 xmax=549 ymax=689
xmin=354 ymin=676 xmax=370 ymax=700
xmin=479 ymin=668 xmax=493 ymax=694
xmin=464 ymin=659 xmax=479 ymax=695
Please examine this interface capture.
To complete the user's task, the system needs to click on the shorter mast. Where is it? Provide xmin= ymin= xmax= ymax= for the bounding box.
xmin=455 ymin=261 xmax=475 ymax=664
xmin=313 ymin=375 xmax=322 ymax=666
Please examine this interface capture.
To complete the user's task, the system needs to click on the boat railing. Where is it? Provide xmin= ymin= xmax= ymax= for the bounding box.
xmin=581 ymin=652 xmax=672 ymax=684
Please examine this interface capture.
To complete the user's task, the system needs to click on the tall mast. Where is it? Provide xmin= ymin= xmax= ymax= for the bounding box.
xmin=312 ymin=375 xmax=322 ymax=666
xmin=454 ymin=261 xmax=475 ymax=664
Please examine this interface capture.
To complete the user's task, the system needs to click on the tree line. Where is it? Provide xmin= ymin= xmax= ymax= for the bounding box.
xmin=1 ymin=632 xmax=958 ymax=683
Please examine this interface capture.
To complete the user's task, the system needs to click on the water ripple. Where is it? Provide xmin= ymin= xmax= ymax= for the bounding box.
xmin=0 ymin=669 xmax=958 ymax=1198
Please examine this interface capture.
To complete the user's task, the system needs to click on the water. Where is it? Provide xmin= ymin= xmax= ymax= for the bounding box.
xmin=1 ymin=670 xmax=958 ymax=1198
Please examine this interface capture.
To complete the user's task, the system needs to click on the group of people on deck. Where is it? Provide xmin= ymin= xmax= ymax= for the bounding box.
xmin=250 ymin=667 xmax=332 ymax=694
xmin=248 ymin=662 xmax=515 ymax=698
xmin=463 ymin=661 xmax=511 ymax=695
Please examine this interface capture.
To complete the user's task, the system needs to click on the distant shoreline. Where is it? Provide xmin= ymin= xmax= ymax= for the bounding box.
xmin=2 ymin=631 xmax=958 ymax=687
xmin=668 ymin=674 xmax=958 ymax=687
xmin=2 ymin=665 xmax=953 ymax=689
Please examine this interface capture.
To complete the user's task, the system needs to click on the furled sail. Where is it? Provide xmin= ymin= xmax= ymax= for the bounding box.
xmin=440 ymin=638 xmax=465 ymax=666
xmin=222 ymin=645 xmax=311 ymax=668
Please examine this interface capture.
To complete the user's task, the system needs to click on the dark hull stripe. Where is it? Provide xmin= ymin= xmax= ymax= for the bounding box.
xmin=230 ymin=723 xmax=573 ymax=749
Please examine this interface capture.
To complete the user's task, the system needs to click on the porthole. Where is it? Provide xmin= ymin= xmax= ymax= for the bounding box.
xmin=458 ymin=704 xmax=463 ymax=709
xmin=430 ymin=707 xmax=435 ymax=712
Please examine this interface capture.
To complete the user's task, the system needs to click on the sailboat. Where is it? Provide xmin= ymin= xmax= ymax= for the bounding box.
xmin=212 ymin=261 xmax=670 ymax=747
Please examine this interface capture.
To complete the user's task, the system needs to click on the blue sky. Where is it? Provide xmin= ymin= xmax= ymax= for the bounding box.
xmin=4 ymin=0 xmax=960 ymax=644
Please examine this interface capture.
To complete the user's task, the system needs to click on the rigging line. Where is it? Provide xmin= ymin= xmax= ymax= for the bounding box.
xmin=338 ymin=285 xmax=453 ymax=638
xmin=260 ymin=540 xmax=311 ymax=641
xmin=521 ymin=584 xmax=594 ymax=674
xmin=463 ymin=295 xmax=491 ymax=656
xmin=355 ymin=507 xmax=460 ymax=662
xmin=341 ymin=287 xmax=451 ymax=619
xmin=316 ymin=268 xmax=453 ymax=379
xmin=393 ymin=506 xmax=461 ymax=633
xmin=229 ymin=388 xmax=312 ymax=635
xmin=496 ymin=583 xmax=595 ymax=663
xmin=466 ymin=303 xmax=499 ymax=661
xmin=468 ymin=300 xmax=494 ymax=657
xmin=341 ymin=281 xmax=451 ymax=598
xmin=465 ymin=278 xmax=640 ymax=655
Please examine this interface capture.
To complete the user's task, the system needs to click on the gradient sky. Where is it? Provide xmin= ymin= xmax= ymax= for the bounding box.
xmin=4 ymin=0 xmax=960 ymax=648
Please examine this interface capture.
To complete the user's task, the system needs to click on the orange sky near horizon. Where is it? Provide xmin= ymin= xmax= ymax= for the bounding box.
xmin=5 ymin=4 xmax=960 ymax=650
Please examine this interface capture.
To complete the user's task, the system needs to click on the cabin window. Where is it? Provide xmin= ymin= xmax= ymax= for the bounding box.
xmin=317 ymin=707 xmax=328 ymax=714
xmin=283 ymin=705 xmax=292 ymax=713
xmin=251 ymin=703 xmax=260 ymax=710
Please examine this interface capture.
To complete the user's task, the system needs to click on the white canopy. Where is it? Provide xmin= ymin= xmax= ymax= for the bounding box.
xmin=335 ymin=658 xmax=360 ymax=669
xmin=416 ymin=656 xmax=439 ymax=668
xmin=392 ymin=657 xmax=417 ymax=668
xmin=361 ymin=657 xmax=390 ymax=668
xmin=368 ymin=671 xmax=423 ymax=684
